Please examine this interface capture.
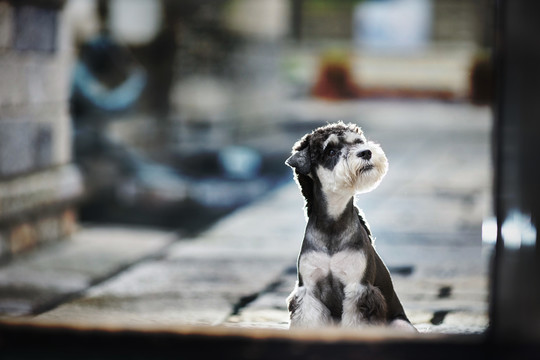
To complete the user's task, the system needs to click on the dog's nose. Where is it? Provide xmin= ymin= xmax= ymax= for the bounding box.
xmin=357 ymin=150 xmax=372 ymax=160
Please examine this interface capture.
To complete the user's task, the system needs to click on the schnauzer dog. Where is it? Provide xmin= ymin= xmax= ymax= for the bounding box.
xmin=286 ymin=122 xmax=415 ymax=331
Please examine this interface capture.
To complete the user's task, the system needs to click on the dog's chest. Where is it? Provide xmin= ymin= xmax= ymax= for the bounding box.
xmin=299 ymin=250 xmax=367 ymax=287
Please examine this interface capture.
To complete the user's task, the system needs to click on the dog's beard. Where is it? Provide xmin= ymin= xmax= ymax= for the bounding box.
xmin=332 ymin=142 xmax=388 ymax=194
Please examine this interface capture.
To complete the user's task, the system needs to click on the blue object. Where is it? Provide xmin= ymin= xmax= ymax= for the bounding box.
xmin=218 ymin=146 xmax=262 ymax=180
xmin=71 ymin=35 xmax=147 ymax=112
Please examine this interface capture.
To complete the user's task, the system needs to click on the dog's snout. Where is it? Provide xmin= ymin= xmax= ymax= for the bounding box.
xmin=357 ymin=150 xmax=372 ymax=160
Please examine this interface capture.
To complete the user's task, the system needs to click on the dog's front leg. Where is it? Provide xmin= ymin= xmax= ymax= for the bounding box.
xmin=287 ymin=283 xmax=331 ymax=328
xmin=342 ymin=283 xmax=367 ymax=327
xmin=342 ymin=283 xmax=387 ymax=327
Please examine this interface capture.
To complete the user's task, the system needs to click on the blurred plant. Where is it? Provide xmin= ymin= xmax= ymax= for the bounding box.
xmin=311 ymin=50 xmax=362 ymax=100
xmin=469 ymin=50 xmax=493 ymax=106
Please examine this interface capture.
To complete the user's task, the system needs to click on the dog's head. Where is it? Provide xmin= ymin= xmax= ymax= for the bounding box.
xmin=286 ymin=122 xmax=388 ymax=214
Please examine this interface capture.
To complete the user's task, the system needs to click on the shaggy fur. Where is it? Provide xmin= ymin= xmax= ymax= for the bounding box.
xmin=286 ymin=122 xmax=416 ymax=331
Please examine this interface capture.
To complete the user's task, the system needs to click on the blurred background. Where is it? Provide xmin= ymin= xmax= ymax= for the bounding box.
xmin=66 ymin=0 xmax=492 ymax=230
xmin=0 ymin=0 xmax=494 ymax=332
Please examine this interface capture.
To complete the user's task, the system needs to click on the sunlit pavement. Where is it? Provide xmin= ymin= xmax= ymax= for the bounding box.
xmin=0 ymin=101 xmax=491 ymax=334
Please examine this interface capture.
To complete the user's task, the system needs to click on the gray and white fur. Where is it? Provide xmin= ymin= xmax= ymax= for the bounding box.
xmin=286 ymin=122 xmax=416 ymax=331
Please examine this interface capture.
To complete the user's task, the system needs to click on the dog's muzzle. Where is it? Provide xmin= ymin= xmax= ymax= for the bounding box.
xmin=356 ymin=149 xmax=374 ymax=173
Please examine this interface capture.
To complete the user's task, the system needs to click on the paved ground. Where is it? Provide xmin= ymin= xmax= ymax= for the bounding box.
xmin=0 ymin=101 xmax=492 ymax=334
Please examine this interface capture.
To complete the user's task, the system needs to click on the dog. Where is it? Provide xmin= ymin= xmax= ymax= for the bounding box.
xmin=286 ymin=122 xmax=415 ymax=331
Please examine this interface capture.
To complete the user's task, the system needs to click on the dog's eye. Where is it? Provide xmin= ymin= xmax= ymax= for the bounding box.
xmin=328 ymin=149 xmax=337 ymax=156
xmin=354 ymin=139 xmax=364 ymax=145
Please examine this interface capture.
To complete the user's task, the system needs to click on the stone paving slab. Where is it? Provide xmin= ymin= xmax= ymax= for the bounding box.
xmin=0 ymin=227 xmax=175 ymax=317
xmin=36 ymin=183 xmax=304 ymax=326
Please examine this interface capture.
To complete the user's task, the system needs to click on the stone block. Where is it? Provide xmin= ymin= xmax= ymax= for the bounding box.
xmin=0 ymin=1 xmax=72 ymax=107
xmin=0 ymin=56 xmax=25 ymax=107
xmin=0 ymin=207 xmax=77 ymax=259
xmin=25 ymin=58 xmax=70 ymax=105
xmin=9 ymin=222 xmax=37 ymax=254
xmin=35 ymin=123 xmax=53 ymax=169
xmin=0 ymin=120 xmax=37 ymax=176
xmin=0 ymin=230 xmax=8 ymax=260
xmin=0 ymin=3 xmax=12 ymax=49
xmin=50 ymin=108 xmax=72 ymax=166
xmin=36 ymin=216 xmax=61 ymax=244
xmin=0 ymin=165 xmax=83 ymax=221
xmin=13 ymin=5 xmax=58 ymax=53
xmin=0 ymin=120 xmax=56 ymax=177
xmin=0 ymin=54 xmax=71 ymax=108
xmin=0 ymin=104 xmax=73 ymax=166
xmin=60 ymin=208 xmax=77 ymax=237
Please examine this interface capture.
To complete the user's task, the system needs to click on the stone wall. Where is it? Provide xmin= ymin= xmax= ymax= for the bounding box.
xmin=0 ymin=1 xmax=83 ymax=261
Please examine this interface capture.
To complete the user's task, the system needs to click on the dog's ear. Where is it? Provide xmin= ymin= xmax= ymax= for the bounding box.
xmin=286 ymin=147 xmax=311 ymax=175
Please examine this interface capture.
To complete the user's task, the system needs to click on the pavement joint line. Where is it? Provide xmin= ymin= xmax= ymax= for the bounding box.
xmin=225 ymin=263 xmax=296 ymax=324
xmin=28 ymin=238 xmax=177 ymax=317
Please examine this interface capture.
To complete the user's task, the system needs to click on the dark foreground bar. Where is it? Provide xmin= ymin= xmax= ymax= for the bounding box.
xmin=0 ymin=322 xmax=536 ymax=360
